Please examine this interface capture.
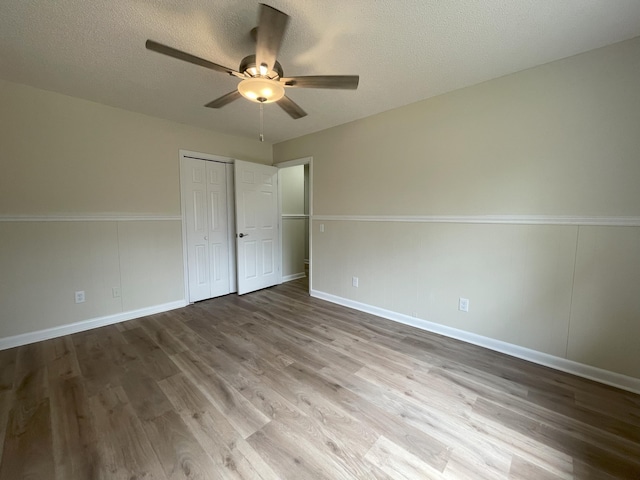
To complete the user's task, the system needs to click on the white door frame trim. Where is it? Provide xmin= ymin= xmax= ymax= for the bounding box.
xmin=178 ymin=149 xmax=234 ymax=303
xmin=275 ymin=156 xmax=313 ymax=293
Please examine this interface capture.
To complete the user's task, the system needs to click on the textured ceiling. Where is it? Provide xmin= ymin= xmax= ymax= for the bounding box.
xmin=1 ymin=0 xmax=640 ymax=143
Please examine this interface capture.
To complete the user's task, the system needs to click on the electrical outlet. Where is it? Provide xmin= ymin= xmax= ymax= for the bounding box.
xmin=352 ymin=276 xmax=359 ymax=287
xmin=112 ymin=287 xmax=121 ymax=298
xmin=320 ymin=223 xmax=325 ymax=233
xmin=75 ymin=291 xmax=85 ymax=304
xmin=459 ymin=297 xmax=469 ymax=312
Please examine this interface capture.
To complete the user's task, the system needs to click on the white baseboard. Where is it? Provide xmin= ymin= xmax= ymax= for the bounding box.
xmin=310 ymin=289 xmax=640 ymax=395
xmin=282 ymin=272 xmax=306 ymax=283
xmin=0 ymin=300 xmax=188 ymax=350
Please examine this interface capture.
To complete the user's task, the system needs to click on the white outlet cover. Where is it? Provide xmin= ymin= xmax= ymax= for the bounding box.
xmin=459 ymin=297 xmax=469 ymax=312
xmin=75 ymin=291 xmax=85 ymax=304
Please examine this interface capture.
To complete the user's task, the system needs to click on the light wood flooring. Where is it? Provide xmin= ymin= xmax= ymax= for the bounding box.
xmin=1 ymin=278 xmax=639 ymax=479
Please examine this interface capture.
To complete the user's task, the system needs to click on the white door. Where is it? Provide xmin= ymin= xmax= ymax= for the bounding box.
xmin=181 ymin=157 xmax=232 ymax=302
xmin=235 ymin=160 xmax=280 ymax=295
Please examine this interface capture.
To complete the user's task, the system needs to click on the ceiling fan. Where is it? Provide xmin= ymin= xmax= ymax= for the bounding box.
xmin=145 ymin=3 xmax=360 ymax=120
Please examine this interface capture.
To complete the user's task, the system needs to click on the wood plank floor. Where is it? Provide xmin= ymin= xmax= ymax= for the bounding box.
xmin=1 ymin=278 xmax=639 ymax=479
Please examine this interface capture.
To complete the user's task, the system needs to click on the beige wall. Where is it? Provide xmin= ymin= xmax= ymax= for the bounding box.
xmin=0 ymin=80 xmax=271 ymax=216
xmin=312 ymin=221 xmax=578 ymax=356
xmin=0 ymin=220 xmax=184 ymax=337
xmin=276 ymin=37 xmax=640 ymax=217
xmin=0 ymin=80 xmax=272 ymax=339
xmin=568 ymin=227 xmax=640 ymax=377
xmin=274 ymin=37 xmax=640 ymax=380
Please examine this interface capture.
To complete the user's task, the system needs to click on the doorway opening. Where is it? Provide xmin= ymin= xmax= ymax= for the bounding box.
xmin=277 ymin=157 xmax=312 ymax=293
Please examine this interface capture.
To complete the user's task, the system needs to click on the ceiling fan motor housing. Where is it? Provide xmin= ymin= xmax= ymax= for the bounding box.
xmin=239 ymin=54 xmax=284 ymax=79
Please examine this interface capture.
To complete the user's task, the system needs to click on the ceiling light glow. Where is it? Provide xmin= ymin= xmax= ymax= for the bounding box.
xmin=238 ymin=78 xmax=285 ymax=103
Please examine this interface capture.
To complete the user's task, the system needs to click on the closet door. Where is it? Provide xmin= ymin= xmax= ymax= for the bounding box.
xmin=181 ymin=157 xmax=231 ymax=302
xmin=206 ymin=161 xmax=231 ymax=298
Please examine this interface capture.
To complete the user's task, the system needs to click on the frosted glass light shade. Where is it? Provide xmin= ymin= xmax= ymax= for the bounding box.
xmin=238 ymin=78 xmax=285 ymax=103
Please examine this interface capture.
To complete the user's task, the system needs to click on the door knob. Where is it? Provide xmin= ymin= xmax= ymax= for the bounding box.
xmin=238 ymin=233 xmax=249 ymax=238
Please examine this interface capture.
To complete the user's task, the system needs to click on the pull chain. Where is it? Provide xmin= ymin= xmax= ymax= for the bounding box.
xmin=259 ymin=103 xmax=264 ymax=142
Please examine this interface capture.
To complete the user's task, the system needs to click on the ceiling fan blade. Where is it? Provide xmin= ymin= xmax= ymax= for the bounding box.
xmin=146 ymin=40 xmax=237 ymax=76
xmin=255 ymin=4 xmax=290 ymax=73
xmin=277 ymin=95 xmax=307 ymax=119
xmin=204 ymin=90 xmax=242 ymax=108
xmin=281 ymin=75 xmax=360 ymax=90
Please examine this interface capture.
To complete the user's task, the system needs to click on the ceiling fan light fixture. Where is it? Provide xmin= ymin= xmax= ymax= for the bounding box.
xmin=238 ymin=77 xmax=285 ymax=103
xmin=146 ymin=4 xmax=357 ymax=120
